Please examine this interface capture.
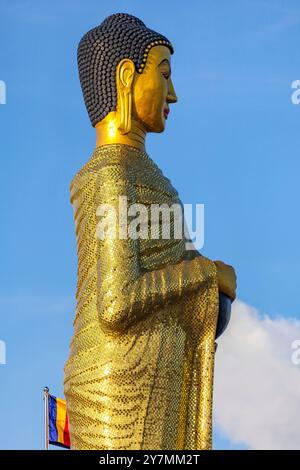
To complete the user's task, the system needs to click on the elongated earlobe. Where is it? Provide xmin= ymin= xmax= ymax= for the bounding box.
xmin=118 ymin=86 xmax=132 ymax=134
xmin=116 ymin=59 xmax=135 ymax=135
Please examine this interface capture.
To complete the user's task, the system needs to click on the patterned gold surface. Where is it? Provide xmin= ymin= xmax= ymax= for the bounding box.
xmin=64 ymin=143 xmax=219 ymax=450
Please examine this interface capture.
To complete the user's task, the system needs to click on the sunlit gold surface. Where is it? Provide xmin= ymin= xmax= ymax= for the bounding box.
xmin=214 ymin=260 xmax=237 ymax=301
xmin=95 ymin=45 xmax=236 ymax=301
xmin=65 ymin=44 xmax=236 ymax=450
xmin=64 ymin=143 xmax=219 ymax=449
xmin=95 ymin=46 xmax=177 ymax=150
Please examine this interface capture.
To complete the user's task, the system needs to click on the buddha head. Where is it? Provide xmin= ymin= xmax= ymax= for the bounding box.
xmin=77 ymin=13 xmax=177 ymax=136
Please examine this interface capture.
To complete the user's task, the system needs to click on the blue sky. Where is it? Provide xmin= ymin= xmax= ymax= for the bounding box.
xmin=0 ymin=0 xmax=299 ymax=450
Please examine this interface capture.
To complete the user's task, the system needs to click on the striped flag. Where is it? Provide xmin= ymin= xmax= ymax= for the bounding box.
xmin=48 ymin=394 xmax=70 ymax=449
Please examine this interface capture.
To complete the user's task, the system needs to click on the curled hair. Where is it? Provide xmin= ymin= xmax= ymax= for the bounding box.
xmin=77 ymin=13 xmax=174 ymax=126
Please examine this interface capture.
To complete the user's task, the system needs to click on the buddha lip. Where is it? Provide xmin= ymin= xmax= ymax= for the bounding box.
xmin=163 ymin=107 xmax=170 ymax=118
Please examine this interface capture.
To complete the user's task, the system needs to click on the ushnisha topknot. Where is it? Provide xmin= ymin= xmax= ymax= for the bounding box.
xmin=77 ymin=13 xmax=174 ymax=127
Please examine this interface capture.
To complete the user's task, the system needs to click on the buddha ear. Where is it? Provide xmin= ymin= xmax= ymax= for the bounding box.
xmin=116 ymin=59 xmax=135 ymax=135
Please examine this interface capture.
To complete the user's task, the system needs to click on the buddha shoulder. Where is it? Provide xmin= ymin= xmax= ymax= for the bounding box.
xmin=70 ymin=144 xmax=179 ymax=200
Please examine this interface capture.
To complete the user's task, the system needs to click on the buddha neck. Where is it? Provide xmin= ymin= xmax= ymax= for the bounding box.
xmin=95 ymin=112 xmax=147 ymax=151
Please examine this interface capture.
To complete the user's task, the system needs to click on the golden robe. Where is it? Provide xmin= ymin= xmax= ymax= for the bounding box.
xmin=64 ymin=143 xmax=219 ymax=450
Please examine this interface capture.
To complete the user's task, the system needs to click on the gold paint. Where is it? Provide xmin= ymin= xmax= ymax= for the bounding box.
xmin=64 ymin=144 xmax=219 ymax=450
xmin=214 ymin=260 xmax=237 ymax=301
xmin=95 ymin=46 xmax=177 ymax=151
xmin=65 ymin=44 xmax=236 ymax=450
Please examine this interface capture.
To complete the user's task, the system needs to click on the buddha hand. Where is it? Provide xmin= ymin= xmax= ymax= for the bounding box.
xmin=213 ymin=260 xmax=237 ymax=301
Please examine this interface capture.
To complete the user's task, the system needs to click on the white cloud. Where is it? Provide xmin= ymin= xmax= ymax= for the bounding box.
xmin=214 ymin=299 xmax=300 ymax=450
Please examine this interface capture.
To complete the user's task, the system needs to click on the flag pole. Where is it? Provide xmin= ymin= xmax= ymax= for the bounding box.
xmin=43 ymin=387 xmax=49 ymax=450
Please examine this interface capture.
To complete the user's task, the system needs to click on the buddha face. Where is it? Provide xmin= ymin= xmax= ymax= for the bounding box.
xmin=132 ymin=45 xmax=177 ymax=133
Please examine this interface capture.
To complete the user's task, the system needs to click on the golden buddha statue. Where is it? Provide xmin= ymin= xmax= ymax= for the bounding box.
xmin=64 ymin=13 xmax=236 ymax=450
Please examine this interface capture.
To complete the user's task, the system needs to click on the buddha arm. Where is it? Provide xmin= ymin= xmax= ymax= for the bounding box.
xmin=94 ymin=164 xmax=217 ymax=333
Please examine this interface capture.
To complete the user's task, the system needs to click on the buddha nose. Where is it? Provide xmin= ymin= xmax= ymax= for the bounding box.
xmin=167 ymin=78 xmax=178 ymax=104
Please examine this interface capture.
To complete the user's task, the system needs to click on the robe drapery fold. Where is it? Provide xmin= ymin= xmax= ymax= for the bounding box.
xmin=64 ymin=144 xmax=219 ymax=450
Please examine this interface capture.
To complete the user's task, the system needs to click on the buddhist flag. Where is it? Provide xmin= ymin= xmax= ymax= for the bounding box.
xmin=48 ymin=394 xmax=70 ymax=449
